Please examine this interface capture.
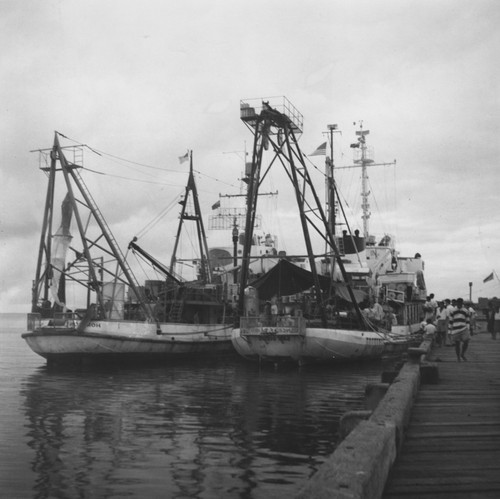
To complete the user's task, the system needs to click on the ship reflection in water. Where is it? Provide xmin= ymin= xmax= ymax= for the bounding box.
xmin=21 ymin=359 xmax=381 ymax=498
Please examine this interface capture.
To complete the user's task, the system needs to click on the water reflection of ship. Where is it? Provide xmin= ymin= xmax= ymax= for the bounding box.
xmin=21 ymin=366 xmax=252 ymax=498
xmin=20 ymin=362 xmax=376 ymax=497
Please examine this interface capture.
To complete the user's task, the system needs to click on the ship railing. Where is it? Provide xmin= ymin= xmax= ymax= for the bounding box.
xmin=353 ymin=145 xmax=374 ymax=163
xmin=27 ymin=313 xmax=41 ymax=331
xmin=240 ymin=315 xmax=306 ymax=336
xmin=240 ymin=96 xmax=303 ymax=135
xmin=28 ymin=311 xmax=83 ymax=330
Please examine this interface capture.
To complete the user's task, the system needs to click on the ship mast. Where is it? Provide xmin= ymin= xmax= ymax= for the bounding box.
xmin=350 ymin=123 xmax=396 ymax=240
xmin=354 ymin=123 xmax=374 ymax=239
xmin=169 ymin=151 xmax=213 ymax=283
xmin=325 ymin=123 xmax=340 ymax=236
xmin=31 ymin=132 xmax=154 ymax=321
xmin=238 ymin=97 xmax=368 ymax=327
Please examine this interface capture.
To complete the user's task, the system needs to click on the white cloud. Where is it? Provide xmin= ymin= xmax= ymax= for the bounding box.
xmin=1 ymin=0 xmax=499 ymax=311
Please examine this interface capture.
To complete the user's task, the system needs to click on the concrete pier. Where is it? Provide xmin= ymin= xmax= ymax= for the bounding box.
xmin=295 ymin=330 xmax=500 ymax=499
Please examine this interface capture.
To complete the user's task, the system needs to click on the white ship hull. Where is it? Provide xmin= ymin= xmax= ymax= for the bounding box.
xmin=231 ymin=320 xmax=386 ymax=364
xmin=23 ymin=318 xmax=233 ymax=363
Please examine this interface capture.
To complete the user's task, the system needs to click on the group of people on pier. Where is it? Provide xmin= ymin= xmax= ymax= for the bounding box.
xmin=420 ymin=294 xmax=476 ymax=362
xmin=419 ymin=294 xmax=500 ymax=361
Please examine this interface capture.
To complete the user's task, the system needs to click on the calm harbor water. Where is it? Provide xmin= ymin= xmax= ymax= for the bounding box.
xmin=0 ymin=313 xmax=383 ymax=499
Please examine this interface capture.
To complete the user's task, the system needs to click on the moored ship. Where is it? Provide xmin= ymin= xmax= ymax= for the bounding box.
xmin=231 ymin=97 xmax=426 ymax=364
xmin=23 ymin=135 xmax=233 ymax=365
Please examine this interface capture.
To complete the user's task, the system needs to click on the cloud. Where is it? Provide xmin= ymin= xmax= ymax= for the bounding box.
xmin=1 ymin=0 xmax=499 ymax=311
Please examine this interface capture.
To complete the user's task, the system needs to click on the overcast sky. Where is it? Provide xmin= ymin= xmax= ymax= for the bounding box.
xmin=1 ymin=0 xmax=499 ymax=313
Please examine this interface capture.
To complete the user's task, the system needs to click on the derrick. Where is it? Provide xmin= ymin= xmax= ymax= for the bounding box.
xmin=237 ymin=97 xmax=368 ymax=328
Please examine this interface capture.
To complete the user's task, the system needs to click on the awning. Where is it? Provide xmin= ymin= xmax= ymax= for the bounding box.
xmin=249 ymin=259 xmax=331 ymax=300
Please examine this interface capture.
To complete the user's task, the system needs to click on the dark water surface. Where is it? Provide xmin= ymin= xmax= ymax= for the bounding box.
xmin=0 ymin=313 xmax=383 ymax=498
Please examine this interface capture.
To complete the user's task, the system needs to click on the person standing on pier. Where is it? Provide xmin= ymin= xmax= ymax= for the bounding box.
xmin=423 ymin=296 xmax=434 ymax=322
xmin=423 ymin=318 xmax=437 ymax=342
xmin=444 ymin=298 xmax=454 ymax=345
xmin=436 ymin=301 xmax=447 ymax=347
xmin=466 ymin=301 xmax=477 ymax=336
xmin=487 ymin=300 xmax=499 ymax=340
xmin=449 ymin=298 xmax=471 ymax=362
xmin=429 ymin=293 xmax=438 ymax=320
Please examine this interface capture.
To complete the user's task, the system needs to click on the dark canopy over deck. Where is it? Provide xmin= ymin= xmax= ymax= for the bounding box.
xmin=249 ymin=259 xmax=366 ymax=304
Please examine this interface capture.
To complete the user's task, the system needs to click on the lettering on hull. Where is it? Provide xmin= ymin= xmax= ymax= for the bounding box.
xmin=242 ymin=326 xmax=299 ymax=336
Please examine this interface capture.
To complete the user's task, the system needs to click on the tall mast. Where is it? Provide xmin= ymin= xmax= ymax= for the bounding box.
xmin=32 ymin=135 xmax=57 ymax=311
xmin=348 ymin=122 xmax=397 ymax=240
xmin=325 ymin=124 xmax=339 ymax=237
xmin=31 ymin=133 xmax=154 ymax=321
xmin=354 ymin=123 xmax=374 ymax=239
xmin=169 ymin=151 xmax=213 ymax=283
xmin=238 ymin=97 xmax=368 ymax=327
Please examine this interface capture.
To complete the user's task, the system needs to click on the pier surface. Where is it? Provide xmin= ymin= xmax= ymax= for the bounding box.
xmin=383 ymin=330 xmax=500 ymax=498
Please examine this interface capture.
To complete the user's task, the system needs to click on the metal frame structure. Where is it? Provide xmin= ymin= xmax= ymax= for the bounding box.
xmin=237 ymin=98 xmax=367 ymax=327
xmin=31 ymin=132 xmax=153 ymax=321
xmin=168 ymin=151 xmax=213 ymax=283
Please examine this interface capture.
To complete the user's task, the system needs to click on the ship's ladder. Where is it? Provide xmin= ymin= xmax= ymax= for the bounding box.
xmin=169 ymin=301 xmax=184 ymax=322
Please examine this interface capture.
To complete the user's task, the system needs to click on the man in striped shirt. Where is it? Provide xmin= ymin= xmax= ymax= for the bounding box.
xmin=449 ymin=298 xmax=471 ymax=362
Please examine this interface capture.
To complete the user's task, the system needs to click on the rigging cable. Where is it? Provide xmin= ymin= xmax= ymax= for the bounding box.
xmin=131 ymin=248 xmax=163 ymax=283
xmin=82 ymin=166 xmax=186 ymax=187
xmin=135 ymin=195 xmax=182 ymax=239
xmin=57 ymin=132 xmax=240 ymax=190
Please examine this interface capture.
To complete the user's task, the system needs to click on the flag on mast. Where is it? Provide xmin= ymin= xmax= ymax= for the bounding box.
xmin=309 ymin=142 xmax=326 ymax=156
xmin=483 ymin=272 xmax=494 ymax=283
xmin=178 ymin=152 xmax=189 ymax=164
